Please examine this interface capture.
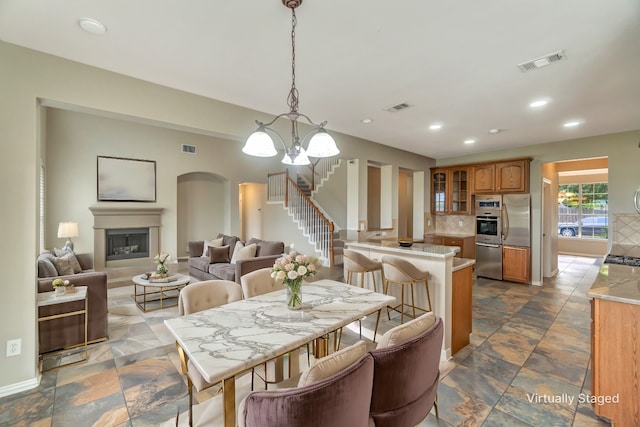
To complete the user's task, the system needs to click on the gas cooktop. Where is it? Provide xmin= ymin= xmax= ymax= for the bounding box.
xmin=604 ymin=254 xmax=640 ymax=267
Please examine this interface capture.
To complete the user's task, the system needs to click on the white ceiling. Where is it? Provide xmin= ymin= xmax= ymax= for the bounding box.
xmin=1 ymin=0 xmax=639 ymax=159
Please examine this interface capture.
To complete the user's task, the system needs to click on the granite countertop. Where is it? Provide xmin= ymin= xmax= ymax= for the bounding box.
xmin=452 ymin=257 xmax=476 ymax=272
xmin=588 ymin=263 xmax=640 ymax=306
xmin=426 ymin=232 xmax=476 ymax=239
xmin=346 ymin=241 xmax=459 ymax=258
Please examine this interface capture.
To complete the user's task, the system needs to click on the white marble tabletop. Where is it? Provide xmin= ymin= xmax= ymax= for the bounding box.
xmin=164 ymin=279 xmax=396 ymax=384
xmin=37 ymin=286 xmax=87 ymax=307
xmin=588 ymin=263 xmax=640 ymax=306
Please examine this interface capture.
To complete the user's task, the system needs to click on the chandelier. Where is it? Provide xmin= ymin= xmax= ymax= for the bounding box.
xmin=242 ymin=0 xmax=339 ymax=166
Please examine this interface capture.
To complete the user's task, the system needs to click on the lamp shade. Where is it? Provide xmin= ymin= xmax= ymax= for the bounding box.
xmin=242 ymin=130 xmax=278 ymax=157
xmin=306 ymin=129 xmax=339 ymax=158
xmin=57 ymin=222 xmax=79 ymax=239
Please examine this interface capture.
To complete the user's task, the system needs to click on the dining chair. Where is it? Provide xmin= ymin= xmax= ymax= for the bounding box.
xmin=369 ymin=312 xmax=443 ymax=427
xmin=241 ymin=268 xmax=311 ymax=389
xmin=176 ymin=279 xmax=244 ymax=426
xmin=238 ymin=341 xmax=374 ymax=427
xmin=381 ymin=255 xmax=432 ymax=324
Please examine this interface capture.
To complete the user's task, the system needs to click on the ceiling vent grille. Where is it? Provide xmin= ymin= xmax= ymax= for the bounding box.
xmin=181 ymin=144 xmax=197 ymax=154
xmin=518 ymin=50 xmax=565 ymax=72
xmin=384 ymin=102 xmax=411 ymax=112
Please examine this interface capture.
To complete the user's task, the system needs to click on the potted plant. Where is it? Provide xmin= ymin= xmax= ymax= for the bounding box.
xmin=52 ymin=278 xmax=71 ymax=295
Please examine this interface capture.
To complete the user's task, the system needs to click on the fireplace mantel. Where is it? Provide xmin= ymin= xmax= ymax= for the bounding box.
xmin=90 ymin=206 xmax=164 ymax=269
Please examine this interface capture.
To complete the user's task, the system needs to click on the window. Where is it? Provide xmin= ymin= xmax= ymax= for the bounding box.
xmin=558 ymin=183 xmax=608 ymax=239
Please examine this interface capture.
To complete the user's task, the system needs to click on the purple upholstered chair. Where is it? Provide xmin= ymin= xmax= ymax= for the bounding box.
xmin=239 ymin=349 xmax=374 ymax=427
xmin=369 ymin=313 xmax=444 ymax=427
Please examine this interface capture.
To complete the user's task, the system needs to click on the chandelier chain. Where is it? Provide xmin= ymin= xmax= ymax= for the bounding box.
xmin=287 ymin=8 xmax=299 ymax=114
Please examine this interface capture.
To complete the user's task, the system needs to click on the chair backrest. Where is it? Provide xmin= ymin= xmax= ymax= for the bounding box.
xmin=381 ymin=255 xmax=429 ymax=282
xmin=239 ymin=353 xmax=374 ymax=427
xmin=178 ymin=280 xmax=243 ymax=315
xmin=240 ymin=267 xmax=283 ymax=298
xmin=343 ymin=249 xmax=381 ymax=273
xmin=369 ymin=315 xmax=444 ymax=427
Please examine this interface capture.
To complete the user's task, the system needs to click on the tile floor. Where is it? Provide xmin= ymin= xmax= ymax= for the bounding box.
xmin=0 ymin=255 xmax=611 ymax=426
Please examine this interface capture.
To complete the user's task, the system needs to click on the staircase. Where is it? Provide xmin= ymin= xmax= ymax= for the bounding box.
xmin=267 ymin=158 xmax=342 ymax=266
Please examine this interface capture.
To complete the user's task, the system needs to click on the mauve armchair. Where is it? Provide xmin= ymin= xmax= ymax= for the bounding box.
xmin=369 ymin=314 xmax=444 ymax=427
xmin=238 ymin=352 xmax=374 ymax=427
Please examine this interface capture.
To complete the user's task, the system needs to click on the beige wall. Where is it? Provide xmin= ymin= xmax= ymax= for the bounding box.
xmin=0 ymin=40 xmax=435 ymax=393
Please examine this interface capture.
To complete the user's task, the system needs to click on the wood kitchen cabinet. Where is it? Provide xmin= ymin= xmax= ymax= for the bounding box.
xmin=424 ymin=234 xmax=475 ymax=259
xmin=472 ymin=164 xmax=495 ymax=193
xmin=452 ymin=263 xmax=473 ymax=355
xmin=591 ymin=297 xmax=640 ymax=426
xmin=496 ymin=160 xmax=529 ymax=193
xmin=430 ymin=167 xmax=470 ymax=215
xmin=472 ymin=158 xmax=530 ymax=194
xmin=502 ymin=246 xmax=530 ymax=284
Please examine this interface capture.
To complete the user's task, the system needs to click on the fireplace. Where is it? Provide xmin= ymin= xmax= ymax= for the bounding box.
xmin=90 ymin=207 xmax=164 ymax=269
xmin=106 ymin=228 xmax=149 ymax=261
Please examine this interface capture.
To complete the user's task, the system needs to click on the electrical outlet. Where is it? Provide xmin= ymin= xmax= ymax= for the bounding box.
xmin=458 ymin=220 xmax=464 ymax=227
xmin=427 ymin=219 xmax=431 ymax=226
xmin=381 ymin=231 xmax=387 ymax=236
xmin=6 ymin=339 xmax=21 ymax=357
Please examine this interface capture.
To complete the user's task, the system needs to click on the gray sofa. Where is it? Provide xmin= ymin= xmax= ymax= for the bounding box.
xmin=36 ymin=251 xmax=108 ymax=353
xmin=188 ymin=234 xmax=284 ymax=283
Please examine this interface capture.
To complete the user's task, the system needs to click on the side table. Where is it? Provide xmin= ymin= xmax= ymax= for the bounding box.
xmin=37 ymin=286 xmax=88 ymax=372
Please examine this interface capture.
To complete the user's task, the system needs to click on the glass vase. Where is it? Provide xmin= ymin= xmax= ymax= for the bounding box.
xmin=157 ymin=263 xmax=168 ymax=275
xmin=285 ymin=278 xmax=303 ymax=310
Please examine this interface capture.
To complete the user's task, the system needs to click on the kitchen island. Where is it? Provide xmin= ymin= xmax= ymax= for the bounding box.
xmin=587 ymin=263 xmax=640 ymax=427
xmin=345 ymin=241 xmax=475 ymax=360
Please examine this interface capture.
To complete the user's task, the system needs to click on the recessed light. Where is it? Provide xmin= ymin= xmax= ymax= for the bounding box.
xmin=79 ymin=18 xmax=107 ymax=35
xmin=360 ymin=118 xmax=373 ymax=124
xmin=429 ymin=123 xmax=442 ymax=130
xmin=464 ymin=139 xmax=475 ymax=144
xmin=563 ymin=121 xmax=581 ymax=128
xmin=488 ymin=129 xmax=501 ymax=134
xmin=529 ymin=99 xmax=548 ymax=108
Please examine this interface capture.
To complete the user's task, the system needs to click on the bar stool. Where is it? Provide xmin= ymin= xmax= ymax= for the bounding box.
xmin=343 ymin=249 xmax=383 ymax=293
xmin=342 ymin=249 xmax=385 ymax=343
xmin=381 ymin=255 xmax=432 ymax=324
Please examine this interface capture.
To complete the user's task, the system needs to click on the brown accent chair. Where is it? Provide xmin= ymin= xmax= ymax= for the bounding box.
xmin=239 ymin=344 xmax=374 ymax=427
xmin=176 ymin=280 xmax=244 ymax=426
xmin=381 ymin=255 xmax=432 ymax=323
xmin=36 ymin=252 xmax=108 ymax=353
xmin=369 ymin=313 xmax=444 ymax=427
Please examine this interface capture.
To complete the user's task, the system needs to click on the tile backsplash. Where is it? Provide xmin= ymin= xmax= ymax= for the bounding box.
xmin=611 ymin=214 xmax=640 ymax=256
xmin=435 ymin=215 xmax=475 ymax=236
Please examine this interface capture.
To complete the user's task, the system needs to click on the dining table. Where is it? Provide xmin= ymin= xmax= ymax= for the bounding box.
xmin=164 ymin=278 xmax=396 ymax=427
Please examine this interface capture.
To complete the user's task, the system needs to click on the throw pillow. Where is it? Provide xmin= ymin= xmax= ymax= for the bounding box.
xmin=230 ymin=242 xmax=257 ymax=264
xmin=52 ymin=253 xmax=80 ymax=276
xmin=201 ymin=237 xmax=224 ymax=257
xmin=376 ymin=312 xmax=436 ymax=349
xmin=37 ymin=253 xmax=58 ymax=278
xmin=209 ymin=245 xmax=230 ymax=264
xmin=298 ymin=341 xmax=367 ymax=387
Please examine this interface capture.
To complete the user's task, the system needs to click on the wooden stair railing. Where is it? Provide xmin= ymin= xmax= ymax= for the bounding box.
xmin=267 ymin=170 xmax=335 ymax=267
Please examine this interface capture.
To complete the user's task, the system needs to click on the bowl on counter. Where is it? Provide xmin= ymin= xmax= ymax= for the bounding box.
xmin=398 ymin=238 xmax=414 ymax=247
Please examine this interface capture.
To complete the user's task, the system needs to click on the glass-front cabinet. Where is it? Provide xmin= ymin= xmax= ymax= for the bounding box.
xmin=431 ymin=167 xmax=470 ymax=215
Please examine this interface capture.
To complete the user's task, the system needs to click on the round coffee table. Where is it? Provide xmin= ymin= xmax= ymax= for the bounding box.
xmin=132 ymin=274 xmax=191 ymax=312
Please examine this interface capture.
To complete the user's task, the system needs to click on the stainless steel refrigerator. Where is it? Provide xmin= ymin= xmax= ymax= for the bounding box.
xmin=502 ymin=194 xmax=531 ymax=248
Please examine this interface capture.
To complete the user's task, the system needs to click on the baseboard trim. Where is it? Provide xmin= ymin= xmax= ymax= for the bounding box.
xmin=0 ymin=376 xmax=40 ymax=398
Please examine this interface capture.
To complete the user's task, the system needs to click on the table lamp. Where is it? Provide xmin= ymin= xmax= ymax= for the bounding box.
xmin=57 ymin=221 xmax=79 ymax=252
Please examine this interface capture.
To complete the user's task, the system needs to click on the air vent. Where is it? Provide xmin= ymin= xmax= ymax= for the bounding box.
xmin=384 ymin=102 xmax=411 ymax=112
xmin=518 ymin=50 xmax=566 ymax=72
xmin=181 ymin=144 xmax=196 ymax=154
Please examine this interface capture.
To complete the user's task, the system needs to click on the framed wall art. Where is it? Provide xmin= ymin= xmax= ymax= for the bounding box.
xmin=97 ymin=156 xmax=156 ymax=202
